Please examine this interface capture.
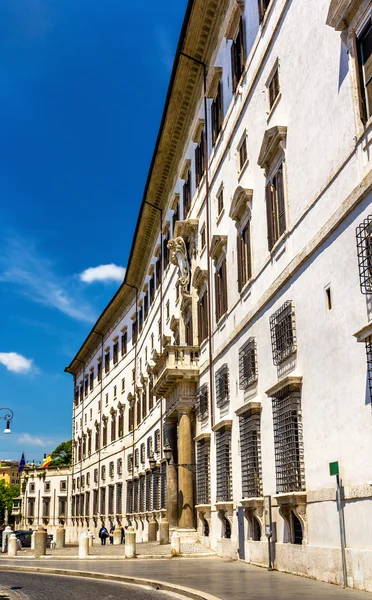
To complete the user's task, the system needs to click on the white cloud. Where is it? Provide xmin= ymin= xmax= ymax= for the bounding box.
xmin=80 ymin=264 xmax=126 ymax=284
xmin=16 ymin=433 xmax=47 ymax=447
xmin=0 ymin=352 xmax=34 ymax=374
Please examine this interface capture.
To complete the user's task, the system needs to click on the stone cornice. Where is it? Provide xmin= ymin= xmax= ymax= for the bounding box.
xmin=206 ymin=66 xmax=223 ymax=98
xmin=265 ymin=376 xmax=302 ymax=398
xmin=210 ymin=234 xmax=227 ymax=260
xmin=257 ymin=125 xmax=287 ymax=171
xmin=229 ymin=187 xmax=253 ymax=221
xmin=326 ymin=0 xmax=362 ymax=31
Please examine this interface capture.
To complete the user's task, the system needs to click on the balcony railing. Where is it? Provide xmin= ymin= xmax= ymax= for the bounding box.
xmin=152 ymin=345 xmax=199 ymax=397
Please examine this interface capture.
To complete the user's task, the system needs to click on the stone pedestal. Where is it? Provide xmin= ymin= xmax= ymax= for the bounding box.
xmin=125 ymin=526 xmax=136 ymax=558
xmin=178 ymin=407 xmax=194 ymax=529
xmin=8 ymin=534 xmax=18 ymax=557
xmin=55 ymin=525 xmax=65 ymax=549
xmin=148 ymin=517 xmax=157 ymax=541
xmin=79 ymin=533 xmax=89 ymax=558
xmin=171 ymin=531 xmax=181 ymax=556
xmin=113 ymin=525 xmax=122 ymax=545
xmin=88 ymin=532 xmax=94 ymax=547
xmin=34 ymin=526 xmax=47 ymax=558
xmin=2 ymin=526 xmax=12 ymax=553
xmin=159 ymin=516 xmax=169 ymax=545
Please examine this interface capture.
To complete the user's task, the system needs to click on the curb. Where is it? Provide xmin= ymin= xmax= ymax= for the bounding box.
xmin=5 ymin=552 xmax=216 ymax=560
xmin=0 ymin=565 xmax=223 ymax=600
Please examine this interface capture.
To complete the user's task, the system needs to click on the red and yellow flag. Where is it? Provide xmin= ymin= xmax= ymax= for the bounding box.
xmin=42 ymin=454 xmax=52 ymax=469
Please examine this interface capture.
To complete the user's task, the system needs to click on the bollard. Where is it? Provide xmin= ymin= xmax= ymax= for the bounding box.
xmin=159 ymin=516 xmax=169 ymax=545
xmin=31 ymin=531 xmax=35 ymax=550
xmin=34 ymin=526 xmax=47 ymax=558
xmin=125 ymin=526 xmax=136 ymax=558
xmin=171 ymin=531 xmax=181 ymax=556
xmin=55 ymin=525 xmax=65 ymax=550
xmin=8 ymin=534 xmax=18 ymax=557
xmin=2 ymin=526 xmax=13 ymax=553
xmin=113 ymin=525 xmax=122 ymax=545
xmin=88 ymin=532 xmax=94 ymax=547
xmin=79 ymin=533 xmax=89 ymax=559
xmin=148 ymin=517 xmax=157 ymax=542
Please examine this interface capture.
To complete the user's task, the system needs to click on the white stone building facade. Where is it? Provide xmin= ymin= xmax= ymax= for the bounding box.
xmin=63 ymin=0 xmax=372 ymax=591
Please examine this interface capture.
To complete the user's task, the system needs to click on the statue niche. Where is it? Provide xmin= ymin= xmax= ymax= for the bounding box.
xmin=168 ymin=236 xmax=191 ymax=295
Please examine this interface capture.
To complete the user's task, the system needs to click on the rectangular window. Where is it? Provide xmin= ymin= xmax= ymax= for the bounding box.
xmin=101 ymin=465 xmax=106 ymax=481
xmin=60 ymin=480 xmax=67 ymax=491
xmin=127 ymin=453 xmax=133 ymax=473
xmin=200 ymin=226 xmax=206 ymax=250
xmin=270 ymin=301 xmax=296 ymax=365
xmin=121 ymin=331 xmax=127 ymax=356
xmin=59 ymin=497 xmax=67 ymax=517
xmin=265 ymin=163 xmax=286 ymax=250
xmin=93 ymin=489 xmax=98 ymax=515
xmin=126 ymin=480 xmax=133 ymax=514
xmin=113 ymin=341 xmax=119 ymax=365
xmin=156 ymin=258 xmax=161 ymax=290
xmin=231 ymin=17 xmax=245 ymax=93
xmin=29 ymin=482 xmax=35 ymax=493
xmin=217 ymin=188 xmax=224 ymax=216
xmin=128 ymin=406 xmax=134 ymax=432
xmin=102 ymin=420 xmax=108 ymax=446
xmin=355 ymin=19 xmax=372 ymax=123
xmin=100 ymin=487 xmax=106 ymax=515
xmin=271 ymin=385 xmax=305 ymax=493
xmin=140 ymin=443 xmax=145 ymax=464
xmin=160 ymin=462 xmax=167 ymax=509
xmin=268 ymin=66 xmax=280 ymax=109
xmin=152 ymin=467 xmax=160 ymax=510
xmin=215 ymin=257 xmax=228 ymax=322
xmin=211 ymin=80 xmax=223 ymax=145
xmin=84 ymin=377 xmax=88 ymax=397
xmin=116 ymin=483 xmax=122 ymax=514
xmin=237 ymin=220 xmax=252 ymax=290
xmin=215 ymin=364 xmax=229 ymax=408
xmin=138 ymin=305 xmax=143 ymax=333
xmin=94 ymin=468 xmax=98 ymax=483
xmin=144 ymin=291 xmax=149 ymax=320
xmin=356 ymin=214 xmax=372 ymax=294
xmin=198 ymin=289 xmax=209 ymax=344
xmin=118 ymin=409 xmax=124 ymax=437
xmin=109 ymin=460 xmax=114 ymax=479
xmin=147 ymin=436 xmax=153 ymax=458
xmin=132 ymin=319 xmax=138 ymax=344
xmin=195 ymin=132 xmax=205 ymax=188
xmin=197 ymin=384 xmax=209 ymax=422
xmin=163 ymin=229 xmax=170 ymax=271
xmin=216 ymin=427 xmax=232 ymax=501
xmin=185 ymin=312 xmax=193 ymax=346
xmin=108 ymin=485 xmax=114 ymax=514
xmin=197 ymin=439 xmax=210 ymax=504
xmin=89 ymin=370 xmax=94 ymax=391
xmin=258 ymin=0 xmax=271 ymax=23
xmin=104 ymin=350 xmax=110 ymax=374
xmin=145 ymin=470 xmax=152 ymax=512
xmin=183 ymin=170 xmax=192 ymax=217
xmin=134 ymin=448 xmax=139 ymax=468
xmin=172 ymin=201 xmax=179 ymax=233
xmin=133 ymin=479 xmax=139 ymax=513
xmin=239 ymin=410 xmax=262 ymax=498
xmin=238 ymin=136 xmax=248 ymax=171
xmin=139 ymin=474 xmax=145 ymax=512
xmin=149 ymin=273 xmax=155 ymax=305
xmin=97 ymin=361 xmax=102 ymax=382
xmin=154 ymin=429 xmax=160 ymax=454
xmin=239 ymin=338 xmax=257 ymax=389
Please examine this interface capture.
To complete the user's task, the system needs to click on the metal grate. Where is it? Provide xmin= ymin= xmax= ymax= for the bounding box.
xmin=197 ymin=384 xmax=209 ymax=421
xmin=116 ymin=483 xmax=122 ymax=514
xmin=365 ymin=336 xmax=372 ymax=401
xmin=239 ymin=411 xmax=262 ymax=498
xmin=140 ymin=443 xmax=145 ymax=464
xmin=147 ymin=437 xmax=153 ymax=458
xmin=270 ymin=301 xmax=296 ymax=365
xmin=134 ymin=449 xmax=139 ymax=468
xmin=93 ymin=490 xmax=98 ymax=515
xmin=216 ymin=427 xmax=232 ymax=501
xmin=145 ymin=470 xmax=152 ymax=512
xmin=133 ymin=479 xmax=139 ymax=513
xmin=139 ymin=474 xmax=145 ymax=512
xmin=160 ymin=462 xmax=167 ymax=509
xmin=100 ymin=487 xmax=106 ymax=515
xmin=154 ymin=429 xmax=160 ymax=453
xmin=215 ymin=364 xmax=229 ymax=408
xmin=196 ymin=439 xmax=210 ymax=504
xmin=272 ymin=385 xmax=305 ymax=493
xmin=152 ymin=467 xmax=160 ymax=510
xmin=126 ymin=481 xmax=132 ymax=514
xmin=108 ymin=485 xmax=114 ymax=514
xmin=356 ymin=215 xmax=372 ymax=294
xmin=239 ymin=338 xmax=258 ymax=389
xmin=127 ymin=454 xmax=133 ymax=474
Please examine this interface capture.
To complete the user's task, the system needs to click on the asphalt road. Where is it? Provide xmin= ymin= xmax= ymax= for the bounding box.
xmin=0 ymin=571 xmax=183 ymax=600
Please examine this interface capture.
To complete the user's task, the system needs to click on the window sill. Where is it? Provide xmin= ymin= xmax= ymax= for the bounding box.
xmin=216 ymin=207 xmax=225 ymax=225
xmin=216 ymin=311 xmax=228 ymax=329
xmin=200 ymin=244 xmax=207 ymax=258
xmin=259 ymin=0 xmax=275 ymax=32
xmin=267 ymin=92 xmax=282 ymax=124
xmin=195 ymin=503 xmax=211 ymax=510
xmin=237 ymin=159 xmax=249 ymax=181
xmin=269 ymin=231 xmax=288 ymax=258
xmin=239 ymin=278 xmax=253 ymax=299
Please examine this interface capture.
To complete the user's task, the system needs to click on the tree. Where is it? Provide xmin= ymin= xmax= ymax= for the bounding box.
xmin=50 ymin=440 xmax=72 ymax=466
xmin=0 ymin=480 xmax=19 ymax=523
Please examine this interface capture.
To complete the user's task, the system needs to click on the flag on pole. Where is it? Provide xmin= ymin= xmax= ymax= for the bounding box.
xmin=18 ymin=453 xmax=25 ymax=473
xmin=42 ymin=454 xmax=52 ymax=469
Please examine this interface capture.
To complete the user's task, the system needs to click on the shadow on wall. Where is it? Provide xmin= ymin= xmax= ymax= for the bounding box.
xmin=338 ymin=38 xmax=349 ymax=91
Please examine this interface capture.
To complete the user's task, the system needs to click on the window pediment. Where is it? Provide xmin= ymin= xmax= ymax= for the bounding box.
xmin=180 ymin=159 xmax=191 ymax=180
xmin=206 ymin=67 xmax=223 ymax=98
xmin=210 ymin=234 xmax=227 ymax=261
xmin=170 ymin=315 xmax=180 ymax=332
xmin=229 ymin=187 xmax=253 ymax=221
xmin=192 ymin=119 xmax=205 ymax=144
xmin=257 ymin=126 xmax=287 ymax=171
xmin=192 ymin=266 xmax=208 ymax=292
xmin=173 ymin=218 xmax=199 ymax=239
xmin=225 ymin=0 xmax=245 ymax=39
xmin=326 ymin=0 xmax=362 ymax=31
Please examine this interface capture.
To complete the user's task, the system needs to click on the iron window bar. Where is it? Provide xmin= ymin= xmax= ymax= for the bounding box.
xmin=196 ymin=439 xmax=210 ymax=504
xmin=356 ymin=215 xmax=372 ymax=294
xmin=270 ymin=301 xmax=297 ymax=365
xmin=365 ymin=335 xmax=372 ymax=402
xmin=197 ymin=384 xmax=209 ymax=421
xmin=215 ymin=364 xmax=229 ymax=408
xmin=216 ymin=426 xmax=232 ymax=502
xmin=239 ymin=338 xmax=258 ymax=389
xmin=239 ymin=410 xmax=262 ymax=498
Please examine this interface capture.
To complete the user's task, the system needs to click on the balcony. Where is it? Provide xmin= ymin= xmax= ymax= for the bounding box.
xmin=152 ymin=345 xmax=199 ymax=398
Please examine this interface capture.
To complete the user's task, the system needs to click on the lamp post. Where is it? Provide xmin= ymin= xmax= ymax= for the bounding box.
xmin=163 ymin=445 xmax=197 ymax=473
xmin=0 ymin=408 xmax=13 ymax=434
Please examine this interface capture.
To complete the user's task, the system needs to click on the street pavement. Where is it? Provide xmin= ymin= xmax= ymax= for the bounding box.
xmin=0 ymin=571 xmax=189 ymax=600
xmin=0 ymin=558 xmax=370 ymax=600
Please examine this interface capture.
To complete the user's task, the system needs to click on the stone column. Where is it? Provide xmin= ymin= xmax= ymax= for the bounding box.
xmin=165 ymin=419 xmax=178 ymax=528
xmin=178 ymin=406 xmax=194 ymax=529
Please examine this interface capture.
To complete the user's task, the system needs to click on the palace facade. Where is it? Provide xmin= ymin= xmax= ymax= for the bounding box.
xmin=21 ymin=0 xmax=372 ymax=590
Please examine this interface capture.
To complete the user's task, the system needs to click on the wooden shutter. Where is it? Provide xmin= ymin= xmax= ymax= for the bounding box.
xmin=245 ymin=221 xmax=252 ymax=281
xmin=237 ymin=233 xmax=243 ymax=291
xmin=238 ymin=17 xmax=245 ymax=77
xmin=258 ymin=0 xmax=264 ymax=23
xmin=221 ymin=258 xmax=228 ymax=315
xmin=276 ymin=167 xmax=286 ymax=236
xmin=266 ymin=183 xmax=274 ymax=250
xmin=231 ymin=40 xmax=238 ymax=93
xmin=215 ymin=270 xmax=220 ymax=321
xmin=198 ymin=298 xmax=202 ymax=343
xmin=352 ymin=30 xmax=368 ymax=124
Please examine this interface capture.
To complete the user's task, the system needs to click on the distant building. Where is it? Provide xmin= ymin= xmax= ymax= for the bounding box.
xmin=0 ymin=461 xmax=20 ymax=486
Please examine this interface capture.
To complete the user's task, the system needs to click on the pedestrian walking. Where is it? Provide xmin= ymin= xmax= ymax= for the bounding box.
xmin=98 ymin=524 xmax=109 ymax=546
xmin=109 ymin=525 xmax=115 ymax=545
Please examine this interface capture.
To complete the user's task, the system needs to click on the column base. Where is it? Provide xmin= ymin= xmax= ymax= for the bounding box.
xmin=170 ymin=527 xmax=199 ymax=544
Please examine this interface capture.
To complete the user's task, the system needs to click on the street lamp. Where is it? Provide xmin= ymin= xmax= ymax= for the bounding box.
xmin=148 ymin=455 xmax=157 ymax=470
xmin=0 ymin=408 xmax=14 ymax=434
xmin=163 ymin=445 xmax=197 ymax=473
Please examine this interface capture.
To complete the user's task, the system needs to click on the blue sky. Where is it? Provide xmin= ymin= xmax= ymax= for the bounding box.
xmin=0 ymin=0 xmax=187 ymax=462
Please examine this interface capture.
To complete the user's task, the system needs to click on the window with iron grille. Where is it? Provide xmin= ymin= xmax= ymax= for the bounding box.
xmin=239 ymin=410 xmax=262 ymax=498
xmin=100 ymin=487 xmax=106 ymax=515
xmin=126 ymin=481 xmax=133 ymax=514
xmin=216 ymin=427 xmax=232 ymax=502
xmin=94 ymin=468 xmax=98 ymax=484
xmin=117 ymin=458 xmax=122 ymax=477
xmin=195 ymin=131 xmax=205 ymax=188
xmin=116 ymin=483 xmax=122 ymax=514
xmin=231 ymin=17 xmax=245 ymax=93
xmin=197 ymin=439 xmax=210 ymax=504
xmin=101 ymin=465 xmax=106 ymax=481
xmin=154 ymin=429 xmax=160 ymax=453
xmin=86 ymin=472 xmax=90 ymax=486
xmin=160 ymin=462 xmax=167 ymax=509
xmin=133 ymin=479 xmax=139 ymax=513
xmin=140 ymin=443 xmax=145 ymax=464
xmin=197 ymin=384 xmax=209 ymax=421
xmin=134 ymin=448 xmax=139 ymax=469
xmin=108 ymin=485 xmax=114 ymax=514
xmin=265 ymin=163 xmax=286 ymax=250
xmin=270 ymin=301 xmax=296 ymax=365
xmin=272 ymin=385 xmax=305 ymax=494
xmin=93 ymin=489 xmax=98 ymax=514
xmin=365 ymin=335 xmax=372 ymax=403
xmin=108 ymin=461 xmax=113 ymax=479
xmin=127 ymin=453 xmax=133 ymax=474
xmin=145 ymin=471 xmax=152 ymax=512
xmin=215 ymin=364 xmax=229 ymax=408
xmin=356 ymin=215 xmax=372 ymax=294
xmin=152 ymin=467 xmax=160 ymax=510
xmin=147 ymin=437 xmax=153 ymax=458
xmin=239 ymin=338 xmax=257 ymax=389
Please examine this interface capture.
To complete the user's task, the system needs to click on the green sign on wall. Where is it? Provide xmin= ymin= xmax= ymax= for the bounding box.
xmin=329 ymin=461 xmax=339 ymax=476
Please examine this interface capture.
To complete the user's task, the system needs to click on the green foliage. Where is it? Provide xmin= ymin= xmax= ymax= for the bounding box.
xmin=0 ymin=480 xmax=19 ymax=523
xmin=50 ymin=440 xmax=72 ymax=466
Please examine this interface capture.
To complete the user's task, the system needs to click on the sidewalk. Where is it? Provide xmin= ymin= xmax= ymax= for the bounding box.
xmin=0 ymin=557 xmax=370 ymax=600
